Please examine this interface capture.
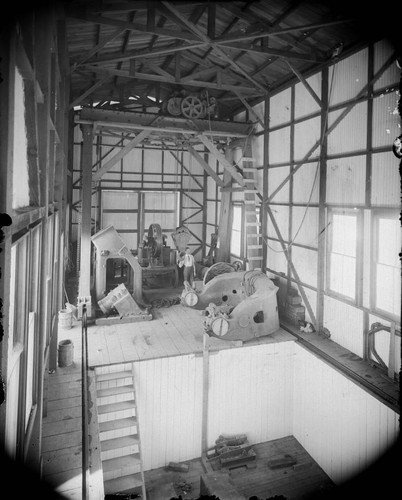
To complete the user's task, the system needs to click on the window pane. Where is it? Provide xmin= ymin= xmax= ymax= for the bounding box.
xmin=330 ymin=253 xmax=356 ymax=298
xmin=378 ymin=218 xmax=400 ymax=266
xmin=332 ymin=214 xmax=356 ymax=256
xmin=376 ymin=263 xmax=401 ymax=316
xmin=231 ymin=230 xmax=241 ymax=257
xmin=232 ymin=206 xmax=242 ymax=231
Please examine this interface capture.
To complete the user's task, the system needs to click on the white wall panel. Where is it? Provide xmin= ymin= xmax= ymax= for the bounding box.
xmin=207 ymin=342 xmax=294 ymax=448
xmin=269 ymin=88 xmax=291 ymax=127
xmin=292 ymin=345 xmax=399 ymax=485
xmin=327 ymin=102 xmax=368 ymax=155
xmin=294 ymin=74 xmax=322 ymax=119
xmin=252 ymin=101 xmax=265 ymax=134
xmin=323 ymin=295 xmax=364 ymax=357
xmin=266 ymin=240 xmax=287 ymax=275
xmin=291 ymin=206 xmax=319 ymax=247
xmin=291 ymin=246 xmax=317 ymax=288
xmin=267 ymin=205 xmax=289 ymax=240
xmin=371 ymin=152 xmax=400 ymax=206
xmin=294 ymin=116 xmax=321 ymax=161
xmin=134 ymin=355 xmax=203 ymax=471
xmin=292 ymin=163 xmax=319 ymax=204
xmin=329 ymin=49 xmax=368 ymax=106
xmin=326 ymin=156 xmax=366 ymax=205
xmin=267 ymin=166 xmax=289 ymax=203
xmin=253 ymin=134 xmax=264 ymax=166
xmin=269 ymin=126 xmax=291 ymax=164
xmin=123 ymin=147 xmax=143 ymax=171
xmin=143 ymin=149 xmax=162 ymax=170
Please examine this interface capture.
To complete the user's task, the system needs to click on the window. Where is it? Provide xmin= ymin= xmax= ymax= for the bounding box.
xmin=327 ymin=210 xmax=359 ymax=301
xmin=373 ymin=213 xmax=401 ymax=319
xmin=230 ymin=205 xmax=242 ymax=258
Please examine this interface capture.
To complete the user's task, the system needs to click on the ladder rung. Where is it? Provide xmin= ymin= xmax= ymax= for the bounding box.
xmin=104 ymin=474 xmax=143 ymax=494
xmin=243 ymin=178 xmax=255 ymax=183
xmin=97 ymin=400 xmax=136 ymax=415
xmin=97 ymin=385 xmax=135 ymax=398
xmin=247 ymin=245 xmax=263 ymax=249
xmin=247 ymin=233 xmax=262 ymax=238
xmin=96 ymin=371 xmax=133 ymax=382
xmin=244 ymin=200 xmax=256 ymax=205
xmin=244 ymin=189 xmax=257 ymax=193
xmin=103 ymin=453 xmax=142 ymax=473
xmin=248 ymin=256 xmax=263 ymax=261
xmin=242 ymin=157 xmax=256 ymax=162
xmin=99 ymin=417 xmax=137 ymax=433
xmin=245 ymin=222 xmax=260 ymax=227
xmin=100 ymin=435 xmax=139 ymax=452
xmin=242 ymin=167 xmax=256 ymax=172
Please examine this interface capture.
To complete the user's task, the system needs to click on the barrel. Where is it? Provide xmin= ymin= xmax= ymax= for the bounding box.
xmin=58 ymin=339 xmax=74 ymax=367
xmin=59 ymin=309 xmax=72 ymax=329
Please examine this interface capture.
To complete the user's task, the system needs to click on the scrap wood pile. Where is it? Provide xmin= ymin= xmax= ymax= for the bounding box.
xmin=206 ymin=434 xmax=256 ymax=469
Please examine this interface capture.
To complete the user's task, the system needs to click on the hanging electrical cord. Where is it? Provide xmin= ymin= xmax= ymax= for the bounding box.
xmin=264 ymin=63 xmax=337 ymax=254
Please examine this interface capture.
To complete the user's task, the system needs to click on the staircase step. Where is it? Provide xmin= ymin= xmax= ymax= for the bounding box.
xmin=99 ymin=417 xmax=137 ymax=434
xmin=101 ymin=434 xmax=140 ymax=452
xmin=104 ymin=473 xmax=143 ymax=495
xmin=103 ymin=453 xmax=142 ymax=474
xmin=244 ymin=199 xmax=256 ymax=204
xmin=96 ymin=371 xmax=133 ymax=382
xmin=247 ymin=245 xmax=263 ymax=249
xmin=242 ymin=157 xmax=256 ymax=162
xmin=97 ymin=400 xmax=136 ymax=415
xmin=247 ymin=233 xmax=262 ymax=238
xmin=245 ymin=222 xmax=260 ymax=227
xmin=97 ymin=384 xmax=134 ymax=398
xmin=248 ymin=256 xmax=263 ymax=261
xmin=243 ymin=178 xmax=255 ymax=183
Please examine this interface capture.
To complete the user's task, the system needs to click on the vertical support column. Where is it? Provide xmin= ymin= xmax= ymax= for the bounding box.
xmin=201 ymin=333 xmax=210 ymax=456
xmin=78 ymin=123 xmax=93 ymax=317
xmin=202 ymin=152 xmax=208 ymax=260
xmin=287 ymin=86 xmax=295 ymax=297
xmin=316 ymin=66 xmax=329 ymax=334
xmin=262 ymin=96 xmax=269 ymax=272
xmin=216 ymin=146 xmax=233 ymax=262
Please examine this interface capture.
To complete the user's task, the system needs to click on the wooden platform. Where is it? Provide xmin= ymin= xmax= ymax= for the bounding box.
xmin=144 ymin=436 xmax=335 ymax=500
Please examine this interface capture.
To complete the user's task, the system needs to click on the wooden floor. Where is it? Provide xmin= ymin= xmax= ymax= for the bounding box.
xmin=144 ymin=436 xmax=335 ymax=500
xmin=86 ymin=287 xmax=295 ymax=368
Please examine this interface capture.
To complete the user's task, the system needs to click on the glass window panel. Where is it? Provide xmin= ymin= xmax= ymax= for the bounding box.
xmin=332 ymin=214 xmax=356 ymax=256
xmin=330 ymin=254 xmax=356 ymax=299
xmin=378 ymin=218 xmax=400 ymax=266
xmin=376 ymin=264 xmax=401 ymax=316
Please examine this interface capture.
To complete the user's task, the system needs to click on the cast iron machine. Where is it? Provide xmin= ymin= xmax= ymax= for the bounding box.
xmin=199 ymin=270 xmax=279 ymax=342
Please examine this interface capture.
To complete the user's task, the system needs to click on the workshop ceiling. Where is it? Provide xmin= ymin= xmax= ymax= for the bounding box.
xmin=63 ymin=0 xmax=398 ymax=118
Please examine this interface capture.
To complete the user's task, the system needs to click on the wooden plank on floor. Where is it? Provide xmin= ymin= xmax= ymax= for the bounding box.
xmin=47 ymin=396 xmax=81 ymax=411
xmin=42 ymin=447 xmax=83 ymax=475
xmin=42 ymin=417 xmax=82 ymax=437
xmin=42 ymin=430 xmax=82 ymax=453
xmin=43 ymin=405 xmax=82 ymax=423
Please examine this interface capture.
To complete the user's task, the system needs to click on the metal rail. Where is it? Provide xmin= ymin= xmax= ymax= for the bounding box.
xmin=81 ymin=304 xmax=89 ymax=500
xmin=280 ymin=323 xmax=400 ymax=414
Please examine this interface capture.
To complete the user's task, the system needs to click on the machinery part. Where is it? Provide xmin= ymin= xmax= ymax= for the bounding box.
xmin=203 ymin=261 xmax=239 ymax=285
xmin=171 ymin=225 xmax=191 ymax=252
xmin=148 ymin=223 xmax=163 ymax=258
xmin=392 ymin=135 xmax=402 ymax=158
xmin=166 ymin=96 xmax=182 ymax=116
xmin=181 ymin=94 xmax=204 ymax=119
xmin=182 ymin=289 xmax=199 ymax=307
xmin=203 ymin=271 xmax=279 ymax=342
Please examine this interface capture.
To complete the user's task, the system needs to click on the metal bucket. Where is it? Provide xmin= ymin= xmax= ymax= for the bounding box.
xmin=59 ymin=309 xmax=72 ymax=329
xmin=58 ymin=339 xmax=74 ymax=367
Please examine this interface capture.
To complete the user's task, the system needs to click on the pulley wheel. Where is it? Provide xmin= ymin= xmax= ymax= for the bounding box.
xmin=148 ymin=223 xmax=163 ymax=258
xmin=181 ymin=95 xmax=204 ymax=119
xmin=167 ymin=97 xmax=182 ymax=116
xmin=211 ymin=317 xmax=229 ymax=337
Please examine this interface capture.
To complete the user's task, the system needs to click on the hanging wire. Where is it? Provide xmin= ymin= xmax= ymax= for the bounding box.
xmin=265 ymin=63 xmax=337 ymax=254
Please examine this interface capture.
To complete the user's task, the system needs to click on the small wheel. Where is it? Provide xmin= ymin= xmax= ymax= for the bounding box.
xmin=211 ymin=317 xmax=229 ymax=337
xmin=183 ymin=291 xmax=199 ymax=307
xmin=167 ymin=97 xmax=182 ymax=116
xmin=181 ymin=95 xmax=204 ymax=119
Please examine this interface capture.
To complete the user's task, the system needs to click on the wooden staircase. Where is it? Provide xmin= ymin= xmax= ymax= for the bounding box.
xmin=95 ymin=366 xmax=146 ymax=498
xmin=241 ymin=142 xmax=263 ymax=270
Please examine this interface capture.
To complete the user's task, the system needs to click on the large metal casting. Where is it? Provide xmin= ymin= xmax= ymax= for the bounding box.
xmin=201 ymin=270 xmax=279 ymax=342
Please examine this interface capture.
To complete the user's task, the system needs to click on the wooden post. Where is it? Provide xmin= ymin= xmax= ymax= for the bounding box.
xmin=387 ymin=322 xmax=396 ymax=379
xmin=216 ymin=147 xmax=233 ymax=262
xmin=78 ymin=123 xmax=94 ymax=316
xmin=201 ymin=333 xmax=210 ymax=455
xmin=316 ymin=66 xmax=329 ymax=334
xmin=262 ymin=96 xmax=269 ymax=272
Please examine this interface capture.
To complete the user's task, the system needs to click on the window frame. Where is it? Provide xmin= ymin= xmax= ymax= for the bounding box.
xmin=230 ymin=202 xmax=244 ymax=260
xmin=326 ymin=207 xmax=363 ymax=305
xmin=371 ymin=209 xmax=401 ymax=321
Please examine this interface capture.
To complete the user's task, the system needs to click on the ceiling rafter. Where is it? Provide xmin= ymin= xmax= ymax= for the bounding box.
xmin=157 ymin=1 xmax=268 ymax=94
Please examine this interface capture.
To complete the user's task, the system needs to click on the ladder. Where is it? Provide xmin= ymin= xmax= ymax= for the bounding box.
xmin=95 ymin=366 xmax=146 ymax=498
xmin=241 ymin=141 xmax=263 ymax=270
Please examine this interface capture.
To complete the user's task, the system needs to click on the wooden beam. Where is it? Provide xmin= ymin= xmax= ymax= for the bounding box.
xmin=216 ymin=147 xmax=233 ymax=262
xmin=218 ymin=42 xmax=322 ymax=63
xmin=159 ymin=1 xmax=268 ymax=94
xmin=283 ymin=59 xmax=322 ymax=106
xmin=201 ymin=333 xmax=210 ymax=454
xmin=234 ymin=91 xmax=265 ymax=129
xmin=81 ymin=63 xmax=261 ymax=94
xmin=185 ymin=142 xmax=224 ymax=187
xmin=67 ymin=11 xmax=200 ymax=42
xmin=70 ymin=27 xmax=128 ymax=72
xmin=78 ymin=124 xmax=94 ymax=311
xmin=198 ymin=135 xmax=245 ymax=186
xmin=69 ymin=76 xmax=109 ymax=109
xmin=92 ymin=129 xmax=151 ymax=182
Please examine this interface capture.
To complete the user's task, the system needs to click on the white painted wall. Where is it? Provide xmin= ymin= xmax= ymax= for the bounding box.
xmin=292 ymin=344 xmax=399 ymax=485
